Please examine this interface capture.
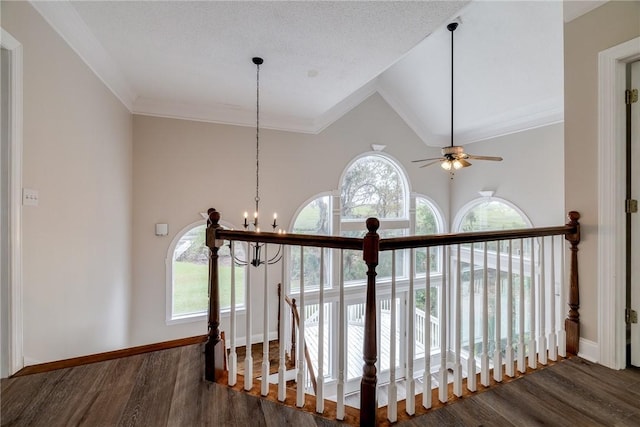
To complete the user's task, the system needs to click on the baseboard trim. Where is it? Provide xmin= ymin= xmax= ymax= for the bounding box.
xmin=577 ymin=338 xmax=599 ymax=363
xmin=12 ymin=335 xmax=207 ymax=377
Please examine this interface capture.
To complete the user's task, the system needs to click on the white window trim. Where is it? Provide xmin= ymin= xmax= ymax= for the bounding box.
xmin=338 ymin=151 xmax=412 ymax=224
xmin=452 ymin=196 xmax=534 ymax=232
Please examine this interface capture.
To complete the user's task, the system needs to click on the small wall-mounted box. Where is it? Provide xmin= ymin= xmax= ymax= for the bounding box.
xmin=155 ymin=223 xmax=168 ymax=236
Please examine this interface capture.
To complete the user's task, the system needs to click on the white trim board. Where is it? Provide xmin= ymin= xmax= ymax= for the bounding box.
xmin=0 ymin=28 xmax=24 ymax=376
xmin=597 ymin=36 xmax=640 ymax=370
xmin=578 ymin=338 xmax=599 ymax=364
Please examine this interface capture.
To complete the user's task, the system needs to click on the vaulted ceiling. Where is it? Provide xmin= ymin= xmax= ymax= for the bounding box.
xmin=31 ymin=1 xmax=599 ymax=147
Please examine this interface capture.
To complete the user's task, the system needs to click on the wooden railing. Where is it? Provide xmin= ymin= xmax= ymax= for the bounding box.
xmin=281 ymin=289 xmax=318 ymax=394
xmin=205 ymin=209 xmax=581 ymax=426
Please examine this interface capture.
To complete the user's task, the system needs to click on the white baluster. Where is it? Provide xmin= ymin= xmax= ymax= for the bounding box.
xmin=528 ymin=238 xmax=537 ymax=370
xmin=316 ymin=248 xmax=325 ymax=414
xmin=388 ymin=251 xmax=398 ymax=423
xmin=467 ymin=243 xmax=477 ymax=392
xmin=538 ymin=238 xmax=548 ymax=366
xmin=296 ymin=247 xmax=305 ymax=407
xmin=558 ymin=236 xmax=567 ymax=358
xmin=505 ymin=240 xmax=515 ymax=377
xmin=229 ymin=241 xmax=238 ymax=387
xmin=406 ymin=248 xmax=416 ymax=415
xmin=278 ymin=246 xmax=286 ymax=402
xmin=548 ymin=237 xmax=558 ymax=361
xmin=337 ymin=250 xmax=345 ymax=420
xmin=438 ymin=246 xmax=448 ymax=403
xmin=261 ymin=245 xmax=270 ymax=396
xmin=453 ymin=245 xmax=463 ymax=396
xmin=494 ymin=241 xmax=503 ymax=382
xmin=423 ymin=247 xmax=432 ymax=409
xmin=245 ymin=241 xmax=253 ymax=391
xmin=481 ymin=242 xmax=490 ymax=387
xmin=517 ymin=239 xmax=526 ymax=373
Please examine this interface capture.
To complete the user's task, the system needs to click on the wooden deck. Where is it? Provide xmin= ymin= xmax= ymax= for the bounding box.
xmin=2 ymin=342 xmax=640 ymax=426
xmin=304 ymin=310 xmax=418 ymax=384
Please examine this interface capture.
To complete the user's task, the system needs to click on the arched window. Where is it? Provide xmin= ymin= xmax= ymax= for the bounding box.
xmin=340 ymin=154 xmax=410 ymax=283
xmin=167 ymin=221 xmax=245 ymax=323
xmin=340 ymin=155 xmax=407 ymax=220
xmin=455 ymin=198 xmax=531 ymax=232
xmin=287 ymin=153 xmax=445 ymax=288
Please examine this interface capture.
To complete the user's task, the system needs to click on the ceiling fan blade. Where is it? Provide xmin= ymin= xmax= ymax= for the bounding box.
xmin=458 ymin=159 xmax=472 ymax=168
xmin=412 ymin=157 xmax=442 ymax=163
xmin=466 ymin=154 xmax=503 ymax=161
xmin=419 ymin=159 xmax=444 ymax=168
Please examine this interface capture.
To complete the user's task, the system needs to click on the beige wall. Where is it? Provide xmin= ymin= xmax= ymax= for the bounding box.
xmin=1 ymin=2 xmax=132 ymax=364
xmin=453 ymin=123 xmax=565 ymax=228
xmin=564 ymin=0 xmax=640 ymax=343
xmin=130 ymin=93 xmax=451 ymax=345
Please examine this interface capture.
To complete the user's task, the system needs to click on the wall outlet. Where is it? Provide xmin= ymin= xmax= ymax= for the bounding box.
xmin=23 ymin=188 xmax=39 ymax=206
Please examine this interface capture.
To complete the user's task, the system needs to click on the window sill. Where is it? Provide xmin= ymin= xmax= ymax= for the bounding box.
xmin=166 ymin=307 xmax=246 ymax=326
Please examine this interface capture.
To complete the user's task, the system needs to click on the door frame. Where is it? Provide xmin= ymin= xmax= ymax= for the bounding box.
xmin=598 ymin=36 xmax=640 ymax=370
xmin=1 ymin=28 xmax=23 ymax=376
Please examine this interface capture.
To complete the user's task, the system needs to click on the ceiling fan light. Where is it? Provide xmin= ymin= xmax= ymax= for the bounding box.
xmin=452 ymin=159 xmax=463 ymax=170
xmin=441 ymin=160 xmax=453 ymax=171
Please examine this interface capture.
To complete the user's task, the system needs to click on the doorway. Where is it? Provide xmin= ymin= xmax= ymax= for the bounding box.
xmin=630 ymin=60 xmax=640 ymax=368
xmin=0 ymin=28 xmax=23 ymax=378
xmin=1 ymin=47 xmax=9 ymax=378
xmin=598 ymin=36 xmax=640 ymax=370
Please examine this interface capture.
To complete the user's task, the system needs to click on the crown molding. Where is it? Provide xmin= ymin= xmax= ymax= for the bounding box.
xmin=29 ymin=0 xmax=136 ymax=110
xmin=312 ymin=80 xmax=379 ymax=133
xmin=133 ymin=98 xmax=317 ymax=134
xmin=378 ymin=83 xmax=563 ymax=147
xmin=134 ymin=79 xmax=380 ymax=134
xmin=454 ymin=98 xmax=564 ymax=145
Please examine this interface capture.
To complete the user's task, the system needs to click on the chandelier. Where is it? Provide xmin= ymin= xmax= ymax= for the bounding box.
xmin=235 ymin=57 xmax=282 ymax=267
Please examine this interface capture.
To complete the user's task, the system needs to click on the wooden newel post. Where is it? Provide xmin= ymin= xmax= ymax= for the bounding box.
xmin=360 ymin=217 xmax=379 ymax=427
xmin=205 ymin=208 xmax=225 ymax=382
xmin=565 ymin=211 xmax=581 ymax=355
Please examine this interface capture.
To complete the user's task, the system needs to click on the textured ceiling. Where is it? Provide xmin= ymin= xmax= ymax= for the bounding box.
xmin=31 ymin=0 xmax=571 ymax=146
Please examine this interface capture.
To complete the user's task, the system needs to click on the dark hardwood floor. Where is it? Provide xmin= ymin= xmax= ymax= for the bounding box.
xmin=2 ymin=343 xmax=640 ymax=426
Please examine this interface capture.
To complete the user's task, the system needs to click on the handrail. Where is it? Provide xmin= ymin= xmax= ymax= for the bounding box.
xmin=215 ymin=224 xmax=576 ymax=251
xmin=380 ymin=224 xmax=576 ymax=250
xmin=215 ymin=229 xmax=362 ymax=250
xmin=283 ymin=294 xmax=318 ymax=394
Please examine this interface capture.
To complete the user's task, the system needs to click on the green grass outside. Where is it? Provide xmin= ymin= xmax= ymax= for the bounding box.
xmin=293 ymin=204 xmax=321 ymax=232
xmin=173 ymin=261 xmax=245 ymax=316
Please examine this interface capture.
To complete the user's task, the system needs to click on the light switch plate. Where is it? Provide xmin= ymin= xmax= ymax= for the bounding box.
xmin=23 ymin=188 xmax=39 ymax=206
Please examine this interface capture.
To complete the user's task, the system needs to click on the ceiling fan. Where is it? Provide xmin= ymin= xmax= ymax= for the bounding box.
xmin=413 ymin=22 xmax=502 ymax=171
